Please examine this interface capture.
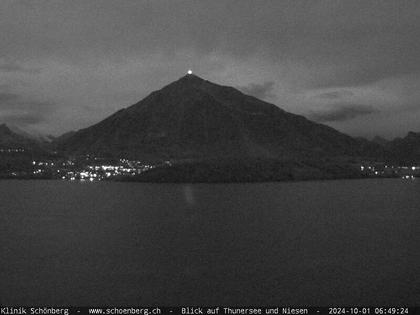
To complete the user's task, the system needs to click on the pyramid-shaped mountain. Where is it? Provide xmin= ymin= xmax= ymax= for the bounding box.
xmin=57 ymin=74 xmax=381 ymax=163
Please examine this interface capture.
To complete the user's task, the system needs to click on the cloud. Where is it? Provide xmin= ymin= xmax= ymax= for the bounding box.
xmin=317 ymin=90 xmax=354 ymax=100
xmin=238 ymin=81 xmax=276 ymax=100
xmin=0 ymin=92 xmax=55 ymax=127
xmin=0 ymin=62 xmax=25 ymax=73
xmin=0 ymin=112 xmax=48 ymax=125
xmin=2 ymin=1 xmax=419 ymax=86
xmin=0 ymin=93 xmax=19 ymax=102
xmin=309 ymin=104 xmax=378 ymax=123
xmin=0 ymin=60 xmax=40 ymax=74
xmin=0 ymin=84 xmax=9 ymax=90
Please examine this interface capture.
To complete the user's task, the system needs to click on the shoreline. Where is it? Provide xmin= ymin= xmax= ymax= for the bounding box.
xmin=0 ymin=174 xmax=416 ymax=184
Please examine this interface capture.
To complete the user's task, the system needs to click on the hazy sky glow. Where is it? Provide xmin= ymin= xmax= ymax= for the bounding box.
xmin=0 ymin=0 xmax=419 ymax=139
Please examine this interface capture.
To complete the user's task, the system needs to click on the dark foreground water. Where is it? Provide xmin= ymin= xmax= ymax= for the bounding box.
xmin=0 ymin=179 xmax=419 ymax=305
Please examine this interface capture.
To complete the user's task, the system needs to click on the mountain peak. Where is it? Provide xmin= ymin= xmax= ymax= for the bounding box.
xmin=157 ymin=73 xmax=219 ymax=96
xmin=174 ymin=73 xmax=207 ymax=85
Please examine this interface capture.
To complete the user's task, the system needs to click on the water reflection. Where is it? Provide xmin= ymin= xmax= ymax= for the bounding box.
xmin=183 ymin=184 xmax=195 ymax=206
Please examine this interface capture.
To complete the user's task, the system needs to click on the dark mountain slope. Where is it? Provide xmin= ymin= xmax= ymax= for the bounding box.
xmin=57 ymin=74 xmax=382 ymax=162
xmin=0 ymin=124 xmax=51 ymax=175
xmin=387 ymin=131 xmax=420 ymax=164
xmin=372 ymin=136 xmax=389 ymax=147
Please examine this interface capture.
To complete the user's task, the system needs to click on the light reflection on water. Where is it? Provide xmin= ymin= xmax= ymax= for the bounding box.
xmin=183 ymin=184 xmax=195 ymax=206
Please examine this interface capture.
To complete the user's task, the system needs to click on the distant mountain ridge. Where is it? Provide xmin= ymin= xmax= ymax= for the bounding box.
xmin=0 ymin=123 xmax=53 ymax=176
xmin=386 ymin=131 xmax=420 ymax=164
xmin=0 ymin=123 xmax=41 ymax=149
xmin=7 ymin=124 xmax=54 ymax=143
xmin=55 ymin=74 xmax=384 ymax=162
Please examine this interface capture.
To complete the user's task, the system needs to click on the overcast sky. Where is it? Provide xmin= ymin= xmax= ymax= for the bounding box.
xmin=1 ymin=0 xmax=419 ymax=139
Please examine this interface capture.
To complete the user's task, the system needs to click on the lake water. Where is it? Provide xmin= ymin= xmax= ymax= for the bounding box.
xmin=0 ymin=179 xmax=419 ymax=305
